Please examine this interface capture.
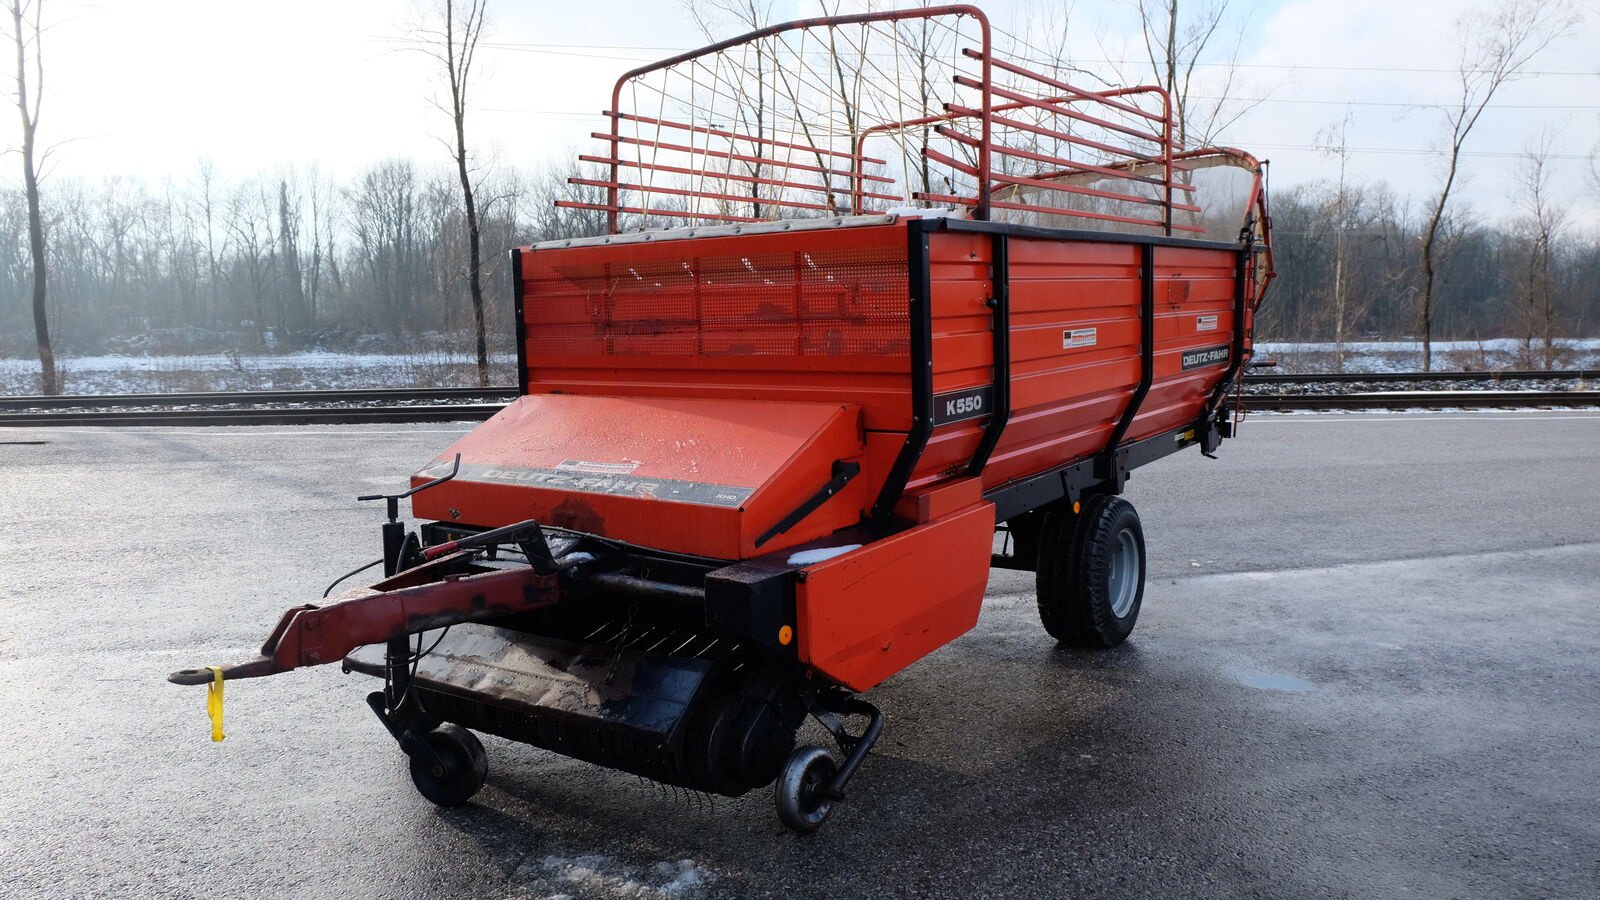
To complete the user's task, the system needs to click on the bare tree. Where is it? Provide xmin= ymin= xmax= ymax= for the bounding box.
xmin=191 ymin=160 xmax=229 ymax=328
xmin=529 ymin=158 xmax=611 ymax=241
xmin=303 ymin=166 xmax=334 ymax=327
xmin=1589 ymin=139 xmax=1599 ymax=196
xmin=685 ymin=1 xmax=778 ymax=217
xmin=276 ymin=177 xmax=308 ymax=334
xmin=417 ymin=0 xmax=491 ymax=386
xmin=223 ymin=180 xmax=279 ymax=337
xmin=1317 ymin=114 xmax=1355 ymax=371
xmin=156 ymin=177 xmax=202 ymax=327
xmin=96 ymin=176 xmax=143 ymax=322
xmin=1510 ymin=133 xmax=1568 ymax=369
xmin=346 ymin=159 xmax=425 ymax=334
xmin=1415 ymin=0 xmax=1575 ymax=371
xmin=1130 ymin=0 xmax=1263 ymax=150
xmin=6 ymin=0 xmax=56 ymax=393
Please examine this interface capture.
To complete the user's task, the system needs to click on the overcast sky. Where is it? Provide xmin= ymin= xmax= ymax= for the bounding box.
xmin=5 ymin=0 xmax=1598 ymax=225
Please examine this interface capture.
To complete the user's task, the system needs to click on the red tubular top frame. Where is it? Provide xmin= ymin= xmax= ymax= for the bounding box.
xmin=585 ymin=5 xmax=990 ymax=233
xmin=565 ymin=4 xmax=1242 ymax=238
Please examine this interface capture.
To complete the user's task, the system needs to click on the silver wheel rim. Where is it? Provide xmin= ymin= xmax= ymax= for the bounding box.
xmin=1107 ymin=528 xmax=1140 ymax=618
xmin=777 ymin=748 xmax=835 ymax=831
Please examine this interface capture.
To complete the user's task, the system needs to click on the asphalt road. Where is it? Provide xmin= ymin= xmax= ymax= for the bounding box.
xmin=2 ymin=411 xmax=1597 ymax=899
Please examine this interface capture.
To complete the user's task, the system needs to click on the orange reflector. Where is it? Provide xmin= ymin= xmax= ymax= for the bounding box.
xmin=1072 ymin=501 xmax=1081 ymax=514
xmin=778 ymin=625 xmax=794 ymax=646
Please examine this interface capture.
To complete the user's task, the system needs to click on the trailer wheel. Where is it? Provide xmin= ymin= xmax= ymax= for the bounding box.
xmin=1036 ymin=495 xmax=1145 ymax=648
xmin=409 ymin=723 xmax=488 ymax=807
xmin=775 ymin=746 xmax=838 ymax=834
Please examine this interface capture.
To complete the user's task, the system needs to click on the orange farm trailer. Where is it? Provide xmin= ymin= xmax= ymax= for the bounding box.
xmin=171 ymin=5 xmax=1274 ymax=833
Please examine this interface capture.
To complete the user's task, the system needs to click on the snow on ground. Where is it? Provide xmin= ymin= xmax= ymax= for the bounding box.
xmin=2 ymin=351 xmax=512 ymax=373
xmin=1253 ymin=406 xmax=1600 ymax=416
xmin=1260 ymin=339 xmax=1600 ymax=353
xmin=1255 ymin=339 xmax=1600 ymax=375
xmin=2 ymin=339 xmax=1597 ymax=395
xmin=0 ymin=351 xmax=518 ymax=395
xmin=515 ymin=854 xmax=712 ymax=899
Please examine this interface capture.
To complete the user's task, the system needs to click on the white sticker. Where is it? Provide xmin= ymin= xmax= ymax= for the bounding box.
xmin=1196 ymin=315 xmax=1219 ymax=332
xmin=1063 ymin=327 xmax=1098 ymax=349
xmin=555 ymin=459 xmax=640 ymax=475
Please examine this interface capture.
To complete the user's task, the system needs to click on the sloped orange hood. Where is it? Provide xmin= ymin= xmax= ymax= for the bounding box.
xmin=409 ymin=394 xmax=871 ymax=559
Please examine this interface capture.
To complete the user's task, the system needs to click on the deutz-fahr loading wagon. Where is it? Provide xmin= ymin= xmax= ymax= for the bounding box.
xmin=171 ymin=5 xmax=1274 ymax=833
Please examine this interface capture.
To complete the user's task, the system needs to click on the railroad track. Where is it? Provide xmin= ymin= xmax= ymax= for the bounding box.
xmin=1243 ymin=390 xmax=1600 ymax=411
xmin=1243 ymin=368 xmax=1596 ymax=385
xmin=2 ymin=375 xmax=1597 ymax=427
xmin=0 ymin=404 xmax=508 ymax=428
xmin=0 ymin=385 xmax=518 ymax=411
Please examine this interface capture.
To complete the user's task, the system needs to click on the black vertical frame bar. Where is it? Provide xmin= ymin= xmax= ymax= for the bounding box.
xmin=511 ymin=247 xmax=529 ymax=396
xmin=967 ymin=232 xmax=1011 ymax=476
xmin=1099 ymin=242 xmax=1156 ymax=489
xmin=381 ymin=518 xmax=409 ymax=708
xmin=1205 ymin=246 xmax=1251 ymax=414
xmin=872 ymin=219 xmax=936 ymax=520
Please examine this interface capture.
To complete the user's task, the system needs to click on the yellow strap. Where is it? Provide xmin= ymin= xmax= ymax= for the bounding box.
xmin=207 ymin=666 xmax=225 ymax=742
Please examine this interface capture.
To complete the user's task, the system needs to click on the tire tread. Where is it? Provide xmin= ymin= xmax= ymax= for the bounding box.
xmin=1035 ymin=495 xmax=1143 ymax=648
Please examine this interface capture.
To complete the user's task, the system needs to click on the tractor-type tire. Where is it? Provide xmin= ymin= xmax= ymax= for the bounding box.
xmin=409 ymin=723 xmax=489 ymax=807
xmin=1036 ymin=495 xmax=1145 ymax=648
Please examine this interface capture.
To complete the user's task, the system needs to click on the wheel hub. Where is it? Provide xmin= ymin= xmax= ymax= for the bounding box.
xmin=1108 ymin=527 xmax=1140 ymax=619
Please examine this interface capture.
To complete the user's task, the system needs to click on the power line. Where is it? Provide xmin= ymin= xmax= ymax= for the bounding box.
xmin=482 ymin=94 xmax=1600 ymax=115
xmin=474 ymin=88 xmax=1600 ymax=117
xmin=412 ymin=38 xmax=1600 ymax=113
xmin=1191 ymin=96 xmax=1600 ymax=111
xmin=418 ymin=37 xmax=1600 ymax=78
xmin=1236 ymin=141 xmax=1594 ymax=161
xmin=1166 ymin=59 xmax=1596 ymax=77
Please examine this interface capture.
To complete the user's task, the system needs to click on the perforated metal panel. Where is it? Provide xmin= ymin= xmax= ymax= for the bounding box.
xmin=524 ymin=243 xmax=909 ymax=358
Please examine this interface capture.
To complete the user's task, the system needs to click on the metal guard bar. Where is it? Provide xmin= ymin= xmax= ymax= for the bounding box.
xmin=597 ymin=5 xmax=992 ymax=233
xmin=558 ymin=4 xmax=1270 ymax=236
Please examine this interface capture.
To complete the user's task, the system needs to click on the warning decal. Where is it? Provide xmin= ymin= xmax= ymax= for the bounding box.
xmin=1062 ymin=327 xmax=1098 ymax=349
xmin=555 ymin=459 xmax=640 ymax=475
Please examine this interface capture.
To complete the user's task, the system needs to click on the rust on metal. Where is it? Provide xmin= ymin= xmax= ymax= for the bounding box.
xmin=167 ymin=557 xmax=559 ymax=685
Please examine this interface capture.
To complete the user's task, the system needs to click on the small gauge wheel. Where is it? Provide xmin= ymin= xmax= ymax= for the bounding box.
xmin=775 ymin=746 xmax=839 ymax=833
xmin=409 ymin=723 xmax=488 ymax=807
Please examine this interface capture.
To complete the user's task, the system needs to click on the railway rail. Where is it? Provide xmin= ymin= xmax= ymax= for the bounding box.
xmin=1244 ymin=368 xmax=1596 ymax=385
xmin=1242 ymin=390 xmax=1599 ymax=411
xmin=0 ymin=404 xmax=510 ymax=428
xmin=0 ymin=385 xmax=518 ymax=411
xmin=1 ymin=374 xmax=1596 ymax=427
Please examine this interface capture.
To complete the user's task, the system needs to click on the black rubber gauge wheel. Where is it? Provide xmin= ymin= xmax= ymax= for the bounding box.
xmin=775 ymin=746 xmax=839 ymax=834
xmin=409 ymin=723 xmax=489 ymax=806
xmin=1036 ymin=494 xmax=1146 ymax=647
